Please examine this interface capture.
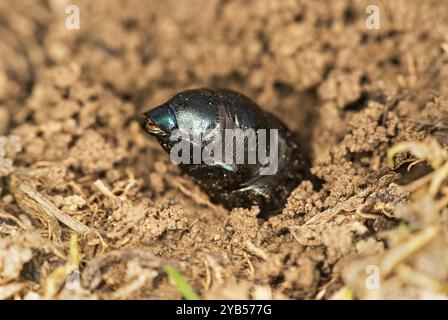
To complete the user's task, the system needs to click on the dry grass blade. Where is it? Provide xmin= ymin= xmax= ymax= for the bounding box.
xmin=387 ymin=140 xmax=447 ymax=169
xmin=380 ymin=225 xmax=439 ymax=276
xmin=396 ymin=264 xmax=447 ymax=294
xmin=19 ymin=184 xmax=92 ymax=235
xmin=0 ymin=282 xmax=26 ymax=300
xmin=245 ymin=240 xmax=268 ymax=260
xmin=0 ymin=210 xmax=26 ymax=229
xmin=429 ymin=162 xmax=448 ymax=196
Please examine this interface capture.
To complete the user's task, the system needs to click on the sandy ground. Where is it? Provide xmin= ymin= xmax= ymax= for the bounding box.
xmin=0 ymin=0 xmax=447 ymax=299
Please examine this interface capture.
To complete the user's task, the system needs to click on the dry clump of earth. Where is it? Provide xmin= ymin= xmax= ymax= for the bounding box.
xmin=0 ymin=0 xmax=447 ymax=300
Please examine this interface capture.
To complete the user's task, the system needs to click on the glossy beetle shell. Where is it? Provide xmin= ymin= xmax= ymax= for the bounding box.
xmin=142 ymin=88 xmax=311 ymax=216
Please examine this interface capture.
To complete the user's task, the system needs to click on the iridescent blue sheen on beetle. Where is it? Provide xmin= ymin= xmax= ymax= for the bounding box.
xmin=142 ymin=88 xmax=312 ymax=216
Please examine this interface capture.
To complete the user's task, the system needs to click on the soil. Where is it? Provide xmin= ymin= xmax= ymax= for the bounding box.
xmin=0 ymin=0 xmax=447 ymax=300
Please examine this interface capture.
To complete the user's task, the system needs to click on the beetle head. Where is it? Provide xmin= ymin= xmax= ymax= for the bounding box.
xmin=142 ymin=103 xmax=177 ymax=138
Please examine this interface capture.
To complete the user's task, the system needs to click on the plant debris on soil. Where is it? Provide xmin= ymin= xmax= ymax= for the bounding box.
xmin=0 ymin=0 xmax=447 ymax=300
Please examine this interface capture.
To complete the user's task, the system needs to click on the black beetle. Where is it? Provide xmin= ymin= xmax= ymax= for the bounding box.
xmin=142 ymin=88 xmax=312 ymax=216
